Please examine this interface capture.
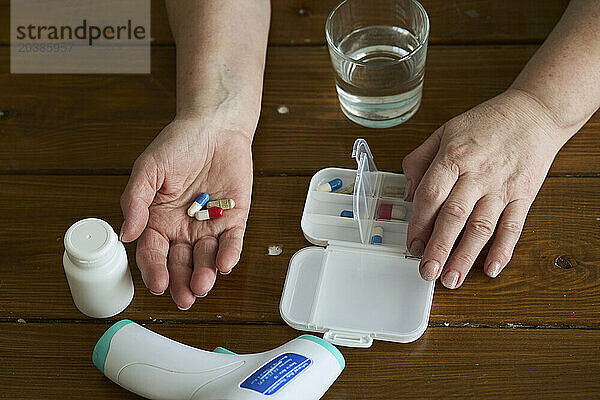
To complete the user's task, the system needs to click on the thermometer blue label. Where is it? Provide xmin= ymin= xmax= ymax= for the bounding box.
xmin=240 ymin=353 xmax=312 ymax=395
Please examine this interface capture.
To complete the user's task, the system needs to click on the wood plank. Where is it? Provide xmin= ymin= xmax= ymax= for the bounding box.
xmin=1 ymin=46 xmax=598 ymax=175
xmin=269 ymin=0 xmax=568 ymax=45
xmin=1 ymin=322 xmax=599 ymax=399
xmin=0 ymin=175 xmax=598 ymax=327
xmin=0 ymin=0 xmax=567 ymax=45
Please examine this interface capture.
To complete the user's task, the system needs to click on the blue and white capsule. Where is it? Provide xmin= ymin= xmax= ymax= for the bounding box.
xmin=340 ymin=210 xmax=353 ymax=218
xmin=317 ymin=178 xmax=343 ymax=192
xmin=370 ymin=226 xmax=383 ymax=245
xmin=187 ymin=193 xmax=210 ymax=217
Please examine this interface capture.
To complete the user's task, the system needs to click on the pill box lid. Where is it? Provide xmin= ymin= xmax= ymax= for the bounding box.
xmin=280 ymin=246 xmax=434 ymax=347
xmin=280 ymin=139 xmax=435 ymax=348
xmin=352 ymin=138 xmax=378 ymax=245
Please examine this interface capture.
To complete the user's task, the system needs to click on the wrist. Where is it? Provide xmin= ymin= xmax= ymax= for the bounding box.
xmin=501 ymin=87 xmax=579 ymax=150
xmin=175 ymin=83 xmax=261 ymax=142
xmin=174 ymin=52 xmax=264 ymax=136
xmin=176 ymin=89 xmax=262 ymax=137
xmin=175 ymin=100 xmax=260 ymax=141
xmin=172 ymin=106 xmax=256 ymax=146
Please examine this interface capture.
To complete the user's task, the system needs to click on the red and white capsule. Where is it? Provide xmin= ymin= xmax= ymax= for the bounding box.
xmin=195 ymin=207 xmax=224 ymax=221
xmin=378 ymin=203 xmax=407 ymax=221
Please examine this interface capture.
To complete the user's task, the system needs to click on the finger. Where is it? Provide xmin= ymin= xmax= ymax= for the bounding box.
xmin=120 ymin=156 xmax=163 ymax=243
xmin=135 ymin=228 xmax=169 ymax=295
xmin=191 ymin=236 xmax=219 ymax=297
xmin=167 ymin=242 xmax=195 ymax=310
xmin=419 ymin=178 xmax=483 ymax=282
xmin=406 ymin=156 xmax=460 ymax=257
xmin=484 ymin=199 xmax=531 ymax=278
xmin=439 ymin=195 xmax=504 ymax=289
xmin=216 ymin=226 xmax=244 ymax=274
xmin=402 ymin=126 xmax=443 ymax=202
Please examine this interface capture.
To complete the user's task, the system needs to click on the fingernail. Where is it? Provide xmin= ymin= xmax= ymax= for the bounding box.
xmin=118 ymin=226 xmax=124 ymax=242
xmin=195 ymin=291 xmax=209 ymax=298
xmin=177 ymin=304 xmax=192 ymax=311
xmin=410 ymin=239 xmax=425 ymax=257
xmin=219 ymin=268 xmax=233 ymax=275
xmin=487 ymin=261 xmax=502 ymax=278
xmin=404 ymin=179 xmax=412 ymax=200
xmin=442 ymin=270 xmax=460 ymax=289
xmin=149 ymin=290 xmax=164 ymax=296
xmin=421 ymin=260 xmax=440 ymax=281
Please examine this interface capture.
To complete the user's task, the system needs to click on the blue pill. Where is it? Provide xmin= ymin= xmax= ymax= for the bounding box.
xmin=329 ymin=178 xmax=343 ymax=191
xmin=370 ymin=235 xmax=383 ymax=245
xmin=195 ymin=193 xmax=210 ymax=206
xmin=340 ymin=210 xmax=354 ymax=218
xmin=370 ymin=226 xmax=384 ymax=245
xmin=317 ymin=178 xmax=343 ymax=192
xmin=187 ymin=192 xmax=210 ymax=217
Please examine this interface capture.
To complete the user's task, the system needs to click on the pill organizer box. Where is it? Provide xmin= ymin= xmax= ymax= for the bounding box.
xmin=280 ymin=138 xmax=435 ymax=348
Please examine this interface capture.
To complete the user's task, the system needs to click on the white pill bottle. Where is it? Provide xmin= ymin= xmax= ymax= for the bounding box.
xmin=63 ymin=218 xmax=134 ymax=318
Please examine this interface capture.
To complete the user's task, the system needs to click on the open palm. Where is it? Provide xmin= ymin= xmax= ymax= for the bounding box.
xmin=120 ymin=118 xmax=253 ymax=310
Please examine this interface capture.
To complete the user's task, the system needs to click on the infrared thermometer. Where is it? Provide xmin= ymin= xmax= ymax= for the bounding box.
xmin=93 ymin=320 xmax=345 ymax=400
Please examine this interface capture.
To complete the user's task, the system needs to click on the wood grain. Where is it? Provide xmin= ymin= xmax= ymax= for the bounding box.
xmin=269 ymin=0 xmax=568 ymax=45
xmin=1 ymin=322 xmax=599 ymax=399
xmin=2 ymin=2 xmax=596 ymax=397
xmin=0 ymin=46 xmax=598 ymax=175
xmin=0 ymin=0 xmax=568 ymax=46
xmin=0 ymin=175 xmax=598 ymax=327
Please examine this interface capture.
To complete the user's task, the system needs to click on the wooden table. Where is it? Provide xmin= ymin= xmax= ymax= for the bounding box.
xmin=1 ymin=1 xmax=599 ymax=398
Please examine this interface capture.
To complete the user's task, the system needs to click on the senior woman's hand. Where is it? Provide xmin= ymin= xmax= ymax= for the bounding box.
xmin=118 ymin=0 xmax=269 ymax=309
xmin=120 ymin=116 xmax=253 ymax=309
xmin=402 ymin=89 xmax=570 ymax=288
xmin=401 ymin=0 xmax=600 ymax=288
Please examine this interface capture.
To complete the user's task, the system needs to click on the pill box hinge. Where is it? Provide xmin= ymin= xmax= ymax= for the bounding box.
xmin=323 ymin=330 xmax=373 ymax=348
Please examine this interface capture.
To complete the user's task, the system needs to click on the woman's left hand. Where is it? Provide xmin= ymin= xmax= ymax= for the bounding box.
xmin=402 ymin=88 xmax=571 ymax=289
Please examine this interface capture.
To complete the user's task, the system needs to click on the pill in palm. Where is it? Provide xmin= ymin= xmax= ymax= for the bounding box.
xmin=371 ymin=226 xmax=383 ymax=245
xmin=195 ymin=207 xmax=224 ymax=221
xmin=378 ymin=203 xmax=406 ymax=220
xmin=206 ymin=199 xmax=236 ymax=210
xmin=316 ymin=178 xmax=343 ymax=192
xmin=187 ymin=193 xmax=210 ymax=217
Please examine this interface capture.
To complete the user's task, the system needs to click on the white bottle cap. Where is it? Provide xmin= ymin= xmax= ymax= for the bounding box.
xmin=64 ymin=218 xmax=118 ymax=266
xmin=63 ymin=218 xmax=134 ymax=318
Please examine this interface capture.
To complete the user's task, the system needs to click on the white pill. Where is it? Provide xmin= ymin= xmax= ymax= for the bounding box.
xmin=206 ymin=199 xmax=235 ymax=210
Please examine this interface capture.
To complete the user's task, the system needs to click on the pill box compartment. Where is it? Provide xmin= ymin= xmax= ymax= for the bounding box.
xmin=280 ymin=139 xmax=435 ymax=348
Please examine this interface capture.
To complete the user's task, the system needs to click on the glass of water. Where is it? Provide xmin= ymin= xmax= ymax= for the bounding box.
xmin=326 ymin=0 xmax=429 ymax=128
